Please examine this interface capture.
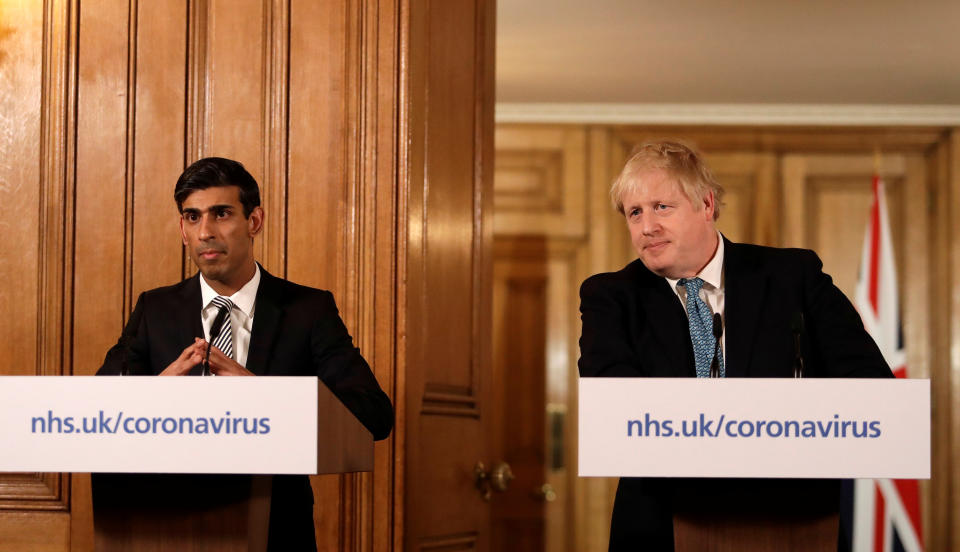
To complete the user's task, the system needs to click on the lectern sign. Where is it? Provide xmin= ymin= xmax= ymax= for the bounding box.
xmin=0 ymin=376 xmax=327 ymax=474
xmin=579 ymin=378 xmax=929 ymax=479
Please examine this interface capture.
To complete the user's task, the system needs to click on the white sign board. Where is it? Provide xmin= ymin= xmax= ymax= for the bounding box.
xmin=579 ymin=378 xmax=929 ymax=479
xmin=0 ymin=376 xmax=319 ymax=474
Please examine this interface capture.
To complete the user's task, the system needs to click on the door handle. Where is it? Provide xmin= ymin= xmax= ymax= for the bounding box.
xmin=474 ymin=461 xmax=514 ymax=501
xmin=533 ymin=483 xmax=556 ymax=502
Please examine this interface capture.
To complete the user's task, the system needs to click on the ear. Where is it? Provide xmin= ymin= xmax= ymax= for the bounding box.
xmin=702 ymin=190 xmax=715 ymax=221
xmin=247 ymin=206 xmax=264 ymax=237
xmin=179 ymin=216 xmax=188 ymax=246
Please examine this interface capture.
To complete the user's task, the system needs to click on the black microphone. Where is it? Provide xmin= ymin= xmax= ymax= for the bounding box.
xmin=204 ymin=306 xmax=230 ymax=375
xmin=118 ymin=335 xmax=136 ymax=376
xmin=792 ymin=312 xmax=805 ymax=378
xmin=710 ymin=313 xmax=723 ymax=378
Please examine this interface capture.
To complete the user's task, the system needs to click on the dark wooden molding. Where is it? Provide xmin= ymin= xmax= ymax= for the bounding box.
xmin=259 ymin=0 xmax=289 ymax=277
xmin=122 ymin=0 xmax=139 ymax=321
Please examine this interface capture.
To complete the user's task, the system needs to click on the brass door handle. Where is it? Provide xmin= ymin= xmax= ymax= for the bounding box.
xmin=534 ymin=483 xmax=556 ymax=502
xmin=474 ymin=461 xmax=514 ymax=501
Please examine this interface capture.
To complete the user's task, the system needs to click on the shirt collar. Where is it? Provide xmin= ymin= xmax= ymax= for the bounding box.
xmin=199 ymin=263 xmax=261 ymax=317
xmin=666 ymin=231 xmax=725 ymax=291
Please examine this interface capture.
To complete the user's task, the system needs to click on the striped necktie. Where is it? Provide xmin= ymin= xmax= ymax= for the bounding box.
xmin=209 ymin=296 xmax=235 ymax=359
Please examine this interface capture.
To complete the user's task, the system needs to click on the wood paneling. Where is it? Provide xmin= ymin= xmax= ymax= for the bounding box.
xmin=133 ymin=0 xmax=187 ymax=294
xmin=0 ymin=512 xmax=70 ymax=552
xmin=945 ymin=130 xmax=960 ymax=552
xmin=492 ymin=239 xmax=548 ymax=552
xmin=0 ymin=0 xmax=75 ymax=548
xmin=495 ymin=127 xmax=587 ymax=238
xmin=403 ymin=0 xmax=495 ymax=550
xmin=1 ymin=0 xmax=419 ymax=549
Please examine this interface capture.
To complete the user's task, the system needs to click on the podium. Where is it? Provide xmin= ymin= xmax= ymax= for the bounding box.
xmin=579 ymin=378 xmax=930 ymax=551
xmin=0 ymin=376 xmax=373 ymax=552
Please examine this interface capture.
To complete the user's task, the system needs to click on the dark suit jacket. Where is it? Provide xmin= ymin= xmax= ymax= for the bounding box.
xmin=578 ymin=238 xmax=893 ymax=551
xmin=97 ymin=266 xmax=394 ymax=551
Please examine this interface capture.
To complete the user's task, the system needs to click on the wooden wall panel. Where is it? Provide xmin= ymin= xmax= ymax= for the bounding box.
xmin=421 ymin=0 xmax=479 ymax=396
xmin=0 ymin=0 xmax=75 ymax=549
xmin=288 ymin=0 xmax=348 ymax=294
xmin=494 ymin=127 xmax=587 ymax=238
xmin=131 ymin=0 xmax=187 ymax=297
xmin=706 ymin=153 xmax=777 ymax=246
xmin=0 ymin=0 xmax=43 ymax=378
xmin=0 ymin=513 xmax=70 ymax=552
xmin=941 ymin=130 xmax=960 ymax=552
xmin=203 ymin=0 xmax=265 ymax=168
xmin=71 ymin=1 xmax=135 ymax=548
xmin=74 ymin=0 xmax=129 ymax=375
xmin=287 ymin=4 xmax=354 ymax=545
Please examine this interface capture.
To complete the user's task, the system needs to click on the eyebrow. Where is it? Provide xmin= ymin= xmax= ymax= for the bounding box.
xmin=181 ymin=204 xmax=235 ymax=215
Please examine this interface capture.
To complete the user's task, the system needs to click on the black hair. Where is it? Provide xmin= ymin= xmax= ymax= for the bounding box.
xmin=174 ymin=157 xmax=261 ymax=217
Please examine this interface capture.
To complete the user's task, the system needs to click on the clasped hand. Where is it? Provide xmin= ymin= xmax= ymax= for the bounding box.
xmin=159 ymin=337 xmax=254 ymax=376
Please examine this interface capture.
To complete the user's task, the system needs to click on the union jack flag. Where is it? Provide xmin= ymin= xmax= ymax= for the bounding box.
xmin=843 ymin=175 xmax=923 ymax=552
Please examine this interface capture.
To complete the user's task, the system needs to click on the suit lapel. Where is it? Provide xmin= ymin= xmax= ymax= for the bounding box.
xmin=178 ymin=274 xmax=205 ymax=376
xmin=246 ymin=266 xmax=282 ymax=376
xmin=723 ymin=239 xmax=767 ymax=378
xmin=634 ymin=266 xmax=695 ymax=377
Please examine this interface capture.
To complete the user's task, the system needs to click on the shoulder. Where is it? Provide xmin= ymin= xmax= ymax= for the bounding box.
xmin=725 ymin=241 xmax=821 ymax=274
xmin=258 ymin=270 xmax=337 ymax=310
xmin=136 ymin=276 xmax=198 ymax=306
xmin=581 ymin=258 xmax=659 ymax=298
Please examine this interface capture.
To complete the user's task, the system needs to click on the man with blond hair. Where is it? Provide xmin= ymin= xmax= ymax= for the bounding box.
xmin=578 ymin=141 xmax=892 ymax=550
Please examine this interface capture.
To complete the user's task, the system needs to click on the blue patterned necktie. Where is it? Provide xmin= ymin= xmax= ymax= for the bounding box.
xmin=209 ymin=296 xmax=235 ymax=359
xmin=677 ymin=277 xmax=724 ymax=378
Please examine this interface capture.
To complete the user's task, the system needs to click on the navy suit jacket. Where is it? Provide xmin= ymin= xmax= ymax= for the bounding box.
xmin=97 ymin=266 xmax=393 ymax=550
xmin=578 ymin=238 xmax=893 ymax=550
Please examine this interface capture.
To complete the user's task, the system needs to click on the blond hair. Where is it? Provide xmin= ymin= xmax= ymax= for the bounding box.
xmin=610 ymin=140 xmax=724 ymax=220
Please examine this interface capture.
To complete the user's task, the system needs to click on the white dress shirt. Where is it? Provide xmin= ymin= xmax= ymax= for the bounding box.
xmin=665 ymin=231 xmax=726 ymax=357
xmin=199 ymin=264 xmax=260 ymax=368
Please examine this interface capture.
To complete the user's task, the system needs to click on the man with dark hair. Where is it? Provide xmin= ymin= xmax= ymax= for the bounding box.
xmin=99 ymin=157 xmax=393 ymax=550
xmin=578 ymin=141 xmax=892 ymax=551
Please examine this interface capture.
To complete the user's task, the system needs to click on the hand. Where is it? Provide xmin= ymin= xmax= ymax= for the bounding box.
xmin=159 ymin=338 xmax=206 ymax=376
xmin=204 ymin=342 xmax=255 ymax=376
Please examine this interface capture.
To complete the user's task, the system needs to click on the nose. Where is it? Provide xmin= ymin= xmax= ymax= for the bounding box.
xmin=197 ymin=213 xmax=215 ymax=240
xmin=640 ymin=215 xmax=660 ymax=236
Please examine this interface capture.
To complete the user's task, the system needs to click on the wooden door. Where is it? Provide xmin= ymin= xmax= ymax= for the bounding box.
xmin=402 ymin=0 xmax=497 ymax=551
xmin=491 ymin=238 xmax=548 ymax=552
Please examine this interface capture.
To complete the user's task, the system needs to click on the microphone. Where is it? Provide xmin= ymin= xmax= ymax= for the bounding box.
xmin=204 ymin=306 xmax=230 ymax=376
xmin=792 ymin=312 xmax=805 ymax=378
xmin=118 ymin=335 xmax=136 ymax=376
xmin=710 ymin=313 xmax=723 ymax=378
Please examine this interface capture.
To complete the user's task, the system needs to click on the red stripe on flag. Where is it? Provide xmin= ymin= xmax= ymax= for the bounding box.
xmin=894 ymin=478 xmax=924 ymax=547
xmin=874 ymin=482 xmax=886 ymax=552
xmin=868 ymin=176 xmax=881 ymax=317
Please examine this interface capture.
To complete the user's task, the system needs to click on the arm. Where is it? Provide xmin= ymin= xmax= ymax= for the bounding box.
xmin=98 ymin=293 xmax=150 ymax=375
xmin=310 ymin=292 xmax=394 ymax=441
xmin=578 ymin=275 xmax=644 ymax=377
xmin=98 ymin=292 xmax=206 ymax=376
xmin=800 ymin=250 xmax=893 ymax=378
